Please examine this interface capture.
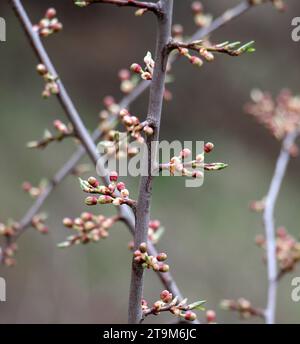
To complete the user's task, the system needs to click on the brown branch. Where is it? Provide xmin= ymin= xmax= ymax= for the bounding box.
xmin=128 ymin=0 xmax=174 ymax=324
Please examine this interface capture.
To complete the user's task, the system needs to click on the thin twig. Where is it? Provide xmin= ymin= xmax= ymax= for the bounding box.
xmin=85 ymin=0 xmax=161 ymax=15
xmin=263 ymin=130 xmax=299 ymax=324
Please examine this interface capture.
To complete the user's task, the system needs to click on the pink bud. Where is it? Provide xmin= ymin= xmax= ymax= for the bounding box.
xmin=63 ymin=218 xmax=73 ymax=228
xmin=189 ymin=56 xmax=203 ymax=67
xmin=118 ymin=69 xmax=130 ymax=81
xmin=85 ymin=196 xmax=98 ymax=206
xmin=149 ymin=220 xmax=160 ymax=230
xmin=180 ymin=148 xmax=192 ymax=158
xmin=117 ymin=182 xmax=126 ymax=191
xmin=157 ymin=253 xmax=167 ymax=262
xmin=88 ymin=176 xmax=99 ymax=187
xmin=204 ymin=142 xmax=214 ymax=153
xmin=160 ymin=290 xmax=172 ymax=303
xmin=103 ymin=95 xmax=115 ymax=108
xmin=109 ymin=171 xmax=118 ymax=182
xmin=185 ymin=310 xmax=197 ymax=321
xmin=81 ymin=212 xmax=93 ymax=222
xmin=46 ymin=8 xmax=57 ymax=19
xmin=130 ymin=63 xmax=142 ymax=74
xmin=191 ymin=1 xmax=203 ymax=14
xmin=206 ymin=310 xmax=216 ymax=323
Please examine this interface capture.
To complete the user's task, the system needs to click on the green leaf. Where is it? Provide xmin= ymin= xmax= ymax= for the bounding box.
xmin=188 ymin=300 xmax=206 ymax=310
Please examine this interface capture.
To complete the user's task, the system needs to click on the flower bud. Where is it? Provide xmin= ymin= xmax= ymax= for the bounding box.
xmin=149 ymin=220 xmax=160 ymax=230
xmin=103 ymin=95 xmax=115 ymax=108
xmin=206 ymin=310 xmax=216 ymax=323
xmin=87 ymin=176 xmax=99 ymax=187
xmin=121 ymin=189 xmax=129 ymax=198
xmin=63 ymin=218 xmax=73 ymax=228
xmin=143 ymin=125 xmax=154 ymax=136
xmin=139 ymin=242 xmax=147 ymax=253
xmin=180 ymin=148 xmax=192 ymax=158
xmin=159 ymin=264 xmax=169 ymax=273
xmin=191 ymin=1 xmax=203 ymax=14
xmin=157 ymin=252 xmax=167 ymax=262
xmin=119 ymin=109 xmax=129 ymax=117
xmin=118 ymin=69 xmax=130 ymax=81
xmin=130 ymin=63 xmax=142 ymax=74
xmin=81 ymin=212 xmax=93 ymax=222
xmin=189 ymin=56 xmax=203 ymax=67
xmin=109 ymin=171 xmax=118 ymax=182
xmin=36 ymin=64 xmax=47 ymax=75
xmin=160 ymin=290 xmax=173 ymax=303
xmin=85 ymin=196 xmax=98 ymax=206
xmin=98 ymin=195 xmax=113 ymax=204
xmin=204 ymin=142 xmax=214 ymax=153
xmin=46 ymin=8 xmax=57 ymax=19
xmin=117 ymin=182 xmax=126 ymax=191
xmin=184 ymin=310 xmax=197 ymax=321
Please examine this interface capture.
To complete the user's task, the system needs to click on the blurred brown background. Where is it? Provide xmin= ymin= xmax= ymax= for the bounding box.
xmin=0 ymin=0 xmax=300 ymax=323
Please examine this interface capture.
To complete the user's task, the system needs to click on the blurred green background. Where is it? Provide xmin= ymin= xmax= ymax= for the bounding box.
xmin=0 ymin=0 xmax=300 ymax=324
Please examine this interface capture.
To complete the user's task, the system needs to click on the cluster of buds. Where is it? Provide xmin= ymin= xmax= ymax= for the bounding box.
xmin=0 ymin=243 xmax=18 ymax=267
xmin=0 ymin=220 xmax=19 ymax=267
xmin=131 ymin=51 xmax=155 ymax=81
xmin=142 ymin=290 xmax=206 ymax=322
xmin=245 ymin=89 xmax=300 ymax=149
xmin=191 ymin=1 xmax=212 ymax=28
xmin=31 ymin=213 xmax=49 ymax=234
xmin=250 ymin=0 xmax=286 ymax=11
xmin=175 ymin=40 xmax=255 ymax=69
xmin=80 ymin=172 xmax=136 ymax=208
xmin=119 ymin=109 xmax=153 ymax=140
xmin=220 ymin=298 xmax=264 ymax=320
xmin=133 ymin=242 xmax=169 ymax=273
xmin=99 ymin=109 xmax=154 ymax=160
xmin=128 ymin=220 xmax=165 ymax=250
xmin=255 ymin=227 xmax=300 ymax=277
xmin=27 ymin=120 xmax=74 ymax=149
xmin=22 ymin=179 xmax=48 ymax=198
xmin=33 ymin=8 xmax=63 ymax=37
xmin=118 ymin=68 xmax=139 ymax=95
xmin=0 ymin=221 xmax=19 ymax=239
xmin=58 ymin=212 xmax=119 ymax=248
xmin=36 ymin=64 xmax=59 ymax=98
xmin=159 ymin=144 xmax=228 ymax=179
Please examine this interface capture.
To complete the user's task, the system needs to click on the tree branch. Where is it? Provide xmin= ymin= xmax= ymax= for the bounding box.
xmin=83 ymin=0 xmax=161 ymax=15
xmin=8 ymin=0 xmax=188 ymax=319
xmin=128 ymin=0 xmax=173 ymax=324
xmin=6 ymin=0 xmax=265 ymax=323
xmin=263 ymin=130 xmax=299 ymax=324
